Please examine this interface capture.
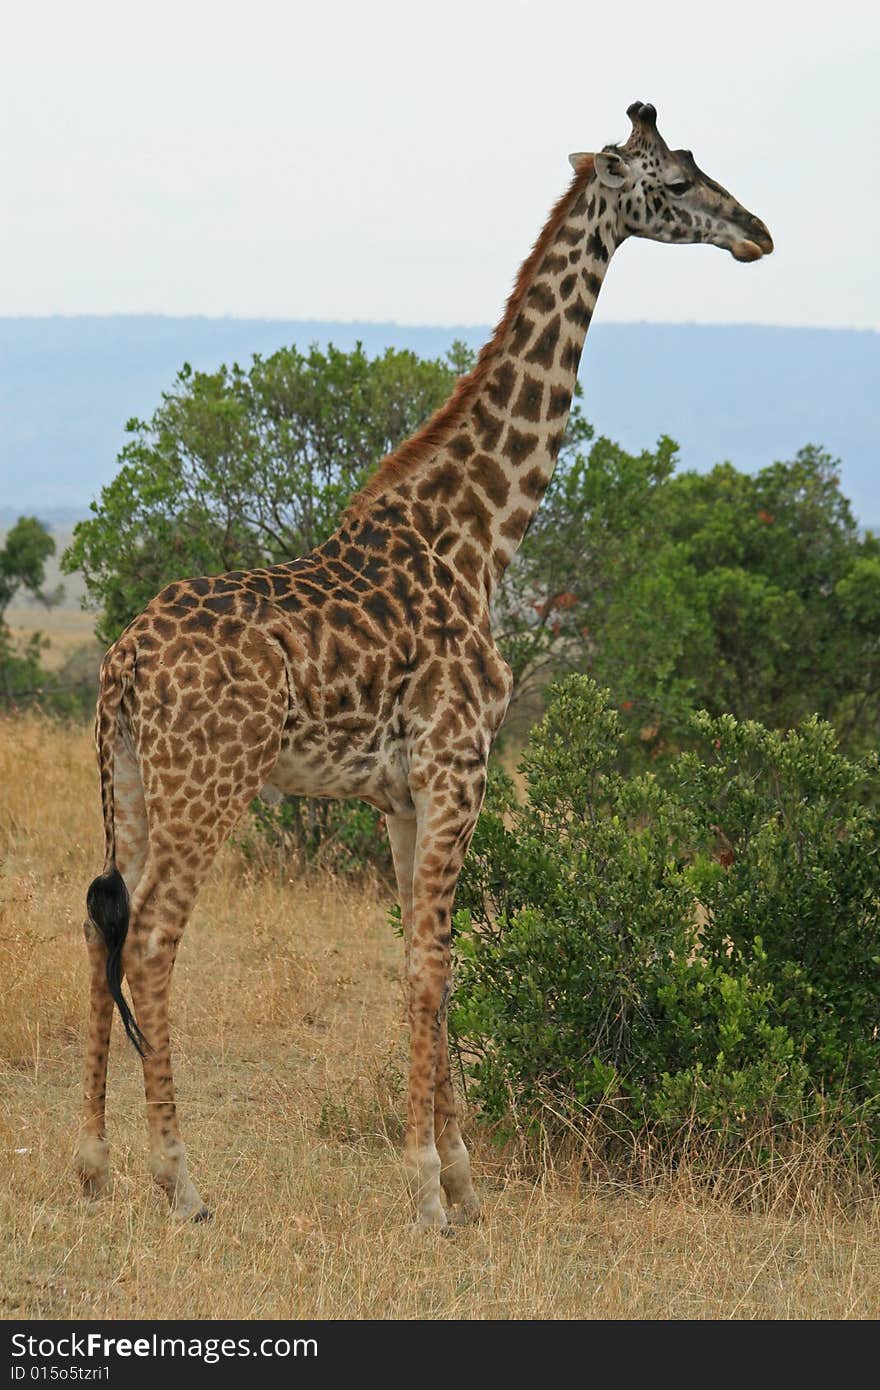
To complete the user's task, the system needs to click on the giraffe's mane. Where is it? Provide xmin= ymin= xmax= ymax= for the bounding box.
xmin=345 ymin=157 xmax=596 ymax=518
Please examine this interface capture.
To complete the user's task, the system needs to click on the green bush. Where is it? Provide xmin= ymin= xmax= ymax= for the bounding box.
xmin=237 ymin=793 xmax=392 ymax=881
xmin=64 ymin=342 xmax=473 ymax=644
xmin=0 ymin=515 xmax=90 ymax=716
xmin=0 ymin=627 xmax=97 ymax=719
xmin=451 ymin=676 xmax=880 ymax=1159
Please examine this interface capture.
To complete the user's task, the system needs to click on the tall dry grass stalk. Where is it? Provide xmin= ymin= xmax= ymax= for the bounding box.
xmin=1 ymin=711 xmax=878 ymax=1319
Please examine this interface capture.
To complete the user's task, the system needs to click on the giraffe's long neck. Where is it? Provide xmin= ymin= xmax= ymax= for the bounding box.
xmin=349 ymin=165 xmax=621 ymax=594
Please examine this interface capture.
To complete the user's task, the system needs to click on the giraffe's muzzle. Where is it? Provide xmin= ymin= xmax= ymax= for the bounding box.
xmin=730 ymin=217 xmax=774 ymax=262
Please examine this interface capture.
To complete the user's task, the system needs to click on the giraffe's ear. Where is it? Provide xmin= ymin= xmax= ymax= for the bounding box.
xmin=568 ymin=151 xmax=592 ymax=173
xmin=594 ymin=150 xmax=631 ymax=189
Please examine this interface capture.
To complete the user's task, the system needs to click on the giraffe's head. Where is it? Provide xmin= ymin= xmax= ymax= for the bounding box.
xmin=572 ymin=101 xmax=773 ymax=262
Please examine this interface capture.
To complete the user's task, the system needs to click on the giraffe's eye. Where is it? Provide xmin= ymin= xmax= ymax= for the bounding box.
xmin=666 ymin=181 xmax=692 ymax=197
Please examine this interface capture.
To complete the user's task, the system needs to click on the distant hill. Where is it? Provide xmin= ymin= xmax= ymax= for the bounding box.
xmin=1 ymin=317 xmax=877 ymax=529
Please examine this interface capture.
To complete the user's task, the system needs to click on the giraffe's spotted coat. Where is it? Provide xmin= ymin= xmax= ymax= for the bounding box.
xmin=74 ymin=101 xmax=772 ymax=1230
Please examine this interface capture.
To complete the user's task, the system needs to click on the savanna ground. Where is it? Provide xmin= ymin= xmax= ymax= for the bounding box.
xmin=2 ymin=713 xmax=879 ymax=1320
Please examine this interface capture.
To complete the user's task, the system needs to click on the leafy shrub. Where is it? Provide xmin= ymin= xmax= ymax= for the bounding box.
xmin=499 ymin=444 xmax=880 ymax=759
xmin=237 ymin=793 xmax=392 ymax=881
xmin=451 ymin=676 xmax=880 ymax=1161
xmin=64 ymin=342 xmax=474 ymax=644
xmin=0 ymin=515 xmax=88 ymax=716
xmin=0 ymin=627 xmax=51 ymax=708
xmin=0 ymin=628 xmax=97 ymax=719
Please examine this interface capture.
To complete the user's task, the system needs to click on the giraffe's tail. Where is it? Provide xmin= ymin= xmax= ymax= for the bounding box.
xmin=85 ymin=641 xmax=149 ymax=1056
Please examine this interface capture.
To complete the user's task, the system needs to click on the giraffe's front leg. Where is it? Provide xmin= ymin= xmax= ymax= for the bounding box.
xmin=435 ymin=1017 xmax=480 ymax=1224
xmin=388 ymin=814 xmax=445 ymax=1228
xmin=403 ymin=779 xmax=483 ymax=1232
xmin=404 ymin=932 xmax=448 ymax=1233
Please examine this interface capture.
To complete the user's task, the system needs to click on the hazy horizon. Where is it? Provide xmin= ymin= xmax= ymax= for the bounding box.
xmin=5 ymin=312 xmax=879 ymax=333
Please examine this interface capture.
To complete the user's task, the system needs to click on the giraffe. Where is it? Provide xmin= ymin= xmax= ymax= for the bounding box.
xmin=73 ymin=102 xmax=772 ymax=1230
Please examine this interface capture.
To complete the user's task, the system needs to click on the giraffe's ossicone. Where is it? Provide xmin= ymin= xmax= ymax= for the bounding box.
xmin=74 ymin=101 xmax=772 ymax=1229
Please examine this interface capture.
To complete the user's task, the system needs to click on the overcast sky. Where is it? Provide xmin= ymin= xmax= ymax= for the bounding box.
xmin=2 ymin=0 xmax=877 ymax=329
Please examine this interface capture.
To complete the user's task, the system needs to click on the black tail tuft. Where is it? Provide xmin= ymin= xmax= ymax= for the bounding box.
xmin=86 ymin=866 xmax=149 ymax=1056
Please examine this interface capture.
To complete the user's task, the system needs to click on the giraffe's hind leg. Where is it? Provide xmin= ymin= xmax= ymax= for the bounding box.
xmin=122 ymin=851 xmax=212 ymax=1222
xmin=74 ymin=729 xmax=149 ymax=1198
xmin=125 ymin=684 xmax=287 ymax=1220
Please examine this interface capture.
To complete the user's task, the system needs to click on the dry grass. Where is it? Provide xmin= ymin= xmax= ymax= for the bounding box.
xmin=1 ymin=712 xmax=878 ymax=1320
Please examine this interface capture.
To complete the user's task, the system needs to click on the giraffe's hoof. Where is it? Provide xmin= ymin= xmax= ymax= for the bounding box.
xmin=448 ymin=1197 xmax=481 ymax=1226
xmin=73 ymin=1140 xmax=112 ymax=1200
xmin=166 ymin=1186 xmax=211 ymax=1223
xmin=76 ymin=1169 xmax=113 ymax=1200
xmin=413 ymin=1220 xmax=454 ymax=1238
xmin=169 ymin=1202 xmax=212 ymax=1224
xmin=413 ymin=1205 xmax=450 ymax=1235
